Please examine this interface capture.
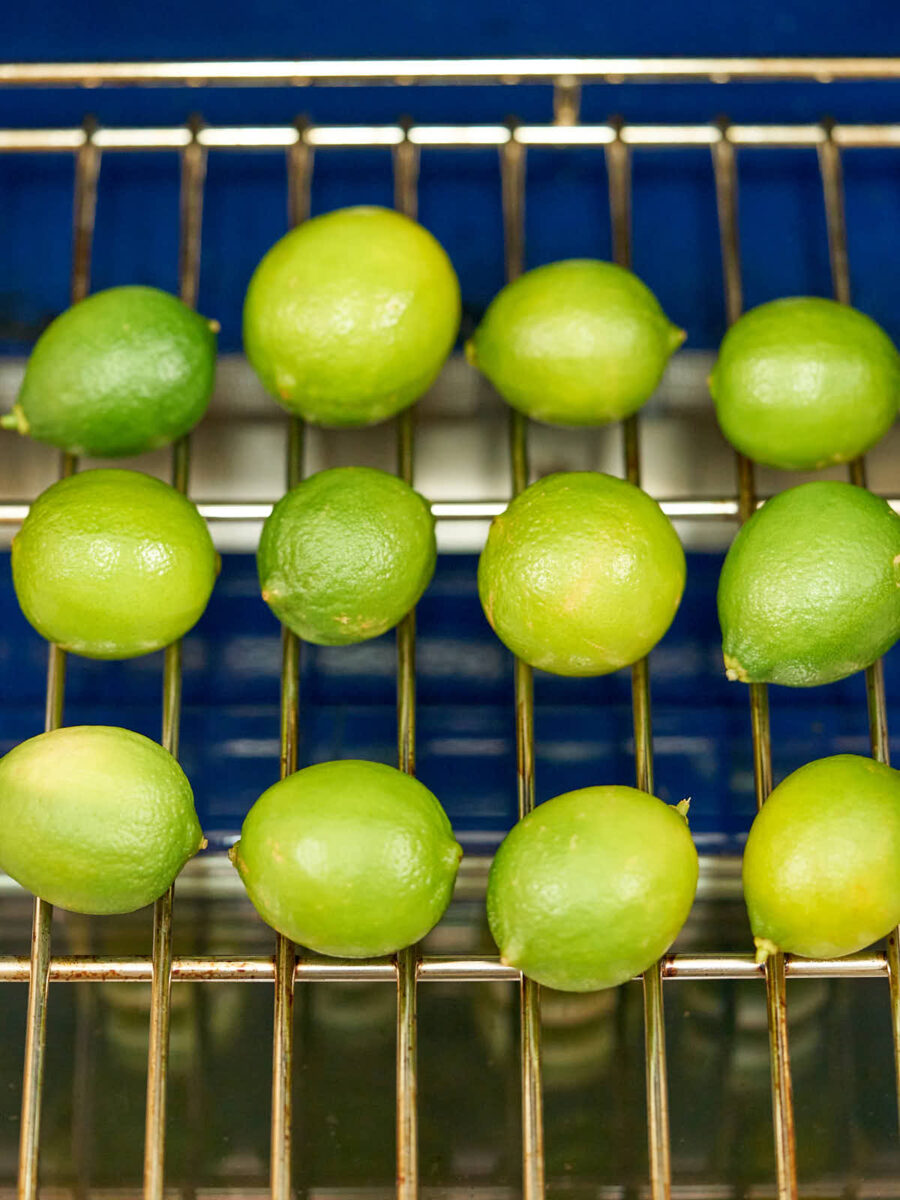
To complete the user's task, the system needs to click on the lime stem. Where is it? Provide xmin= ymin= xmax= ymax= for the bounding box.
xmin=1 ymin=406 xmax=28 ymax=434
xmin=754 ymin=936 xmax=780 ymax=964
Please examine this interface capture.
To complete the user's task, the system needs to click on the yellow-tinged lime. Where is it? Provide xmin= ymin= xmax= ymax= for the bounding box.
xmin=487 ymin=786 xmax=698 ymax=992
xmin=0 ymin=725 xmax=203 ymax=915
xmin=230 ymin=760 xmax=462 ymax=958
xmin=12 ymin=468 xmax=218 ymax=659
xmin=466 ymin=260 xmax=684 ymax=426
xmin=478 ymin=471 xmax=685 ymax=676
xmin=243 ymin=206 xmax=460 ymax=427
xmin=743 ymin=755 xmax=900 ymax=959
xmin=710 ymin=296 xmax=900 ymax=470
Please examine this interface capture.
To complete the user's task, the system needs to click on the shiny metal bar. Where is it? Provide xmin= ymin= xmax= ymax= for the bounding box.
xmin=0 ymin=948 xmax=891 ymax=984
xmin=817 ymin=119 xmax=900 ymax=1139
xmin=393 ymin=123 xmax=421 ymax=1200
xmin=143 ymin=120 xmax=206 ymax=1200
xmin=712 ymin=123 xmax=798 ymax=1200
xmin=498 ymin=124 xmax=545 ymax=1200
xmin=0 ymin=497 xmax=775 ymax=527
xmin=10 ymin=120 xmax=900 ymax=154
xmin=606 ymin=119 xmax=672 ymax=1200
xmin=7 ymin=56 xmax=900 ymax=88
xmin=17 ymin=120 xmax=99 ymax=1200
xmin=268 ymin=143 xmax=310 ymax=1200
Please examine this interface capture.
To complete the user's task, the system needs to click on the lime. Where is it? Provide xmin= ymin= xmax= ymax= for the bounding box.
xmin=230 ymin=760 xmax=462 ymax=957
xmin=478 ymin=471 xmax=685 ymax=676
xmin=12 ymin=468 xmax=218 ymax=659
xmin=2 ymin=286 xmax=217 ymax=458
xmin=466 ymin=260 xmax=684 ymax=426
xmin=718 ymin=480 xmax=900 ymax=687
xmin=709 ymin=296 xmax=900 ymax=470
xmin=743 ymin=754 xmax=900 ymax=959
xmin=487 ymin=786 xmax=698 ymax=992
xmin=257 ymin=466 xmax=436 ymax=645
xmin=0 ymin=725 xmax=203 ymax=915
xmin=243 ymin=206 xmax=460 ymax=427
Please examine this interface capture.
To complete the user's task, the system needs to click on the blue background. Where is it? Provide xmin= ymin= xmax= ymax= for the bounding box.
xmin=2 ymin=4 xmax=899 ymax=847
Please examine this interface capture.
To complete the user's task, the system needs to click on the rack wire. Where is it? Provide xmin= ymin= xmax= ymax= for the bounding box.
xmin=2 ymin=57 xmax=900 ymax=1200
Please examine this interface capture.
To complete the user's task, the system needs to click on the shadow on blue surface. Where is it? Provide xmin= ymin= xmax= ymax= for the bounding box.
xmin=0 ymin=551 xmax=890 ymax=852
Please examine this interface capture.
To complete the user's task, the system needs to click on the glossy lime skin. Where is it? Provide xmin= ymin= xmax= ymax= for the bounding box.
xmin=257 ymin=467 xmax=436 ymax=645
xmin=243 ymin=207 xmax=461 ymax=427
xmin=487 ymin=786 xmax=698 ymax=992
xmin=466 ymin=260 xmax=685 ymax=426
xmin=7 ymin=286 xmax=217 ymax=458
xmin=0 ymin=726 xmax=203 ymax=915
xmin=743 ymin=755 xmax=900 ymax=959
xmin=12 ymin=469 xmax=218 ymax=659
xmin=478 ymin=472 xmax=686 ymax=676
xmin=231 ymin=760 xmax=462 ymax=957
xmin=718 ymin=481 xmax=900 ymax=687
xmin=710 ymin=297 xmax=900 ymax=470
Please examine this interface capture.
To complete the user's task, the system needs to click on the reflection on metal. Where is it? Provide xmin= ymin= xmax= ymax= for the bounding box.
xmin=0 ymin=949 xmax=891 ymax=985
xmin=5 ymin=57 xmax=900 ymax=87
xmin=11 ymin=121 xmax=900 ymax=153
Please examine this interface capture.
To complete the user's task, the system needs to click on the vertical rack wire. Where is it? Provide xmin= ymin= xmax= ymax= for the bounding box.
xmin=17 ymin=116 xmax=100 ymax=1200
xmin=604 ymin=120 xmax=672 ymax=1200
xmin=269 ymin=124 xmax=312 ymax=1200
xmin=498 ymin=119 xmax=546 ymax=1200
xmin=143 ymin=116 xmax=207 ymax=1200
xmin=393 ymin=120 xmax=421 ymax=1200
xmin=711 ymin=121 xmax=798 ymax=1200
xmin=816 ymin=120 xmax=900 ymax=1131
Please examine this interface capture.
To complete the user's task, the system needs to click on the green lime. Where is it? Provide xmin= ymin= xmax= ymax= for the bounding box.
xmin=466 ymin=260 xmax=684 ymax=426
xmin=0 ymin=725 xmax=203 ymax=915
xmin=487 ymin=786 xmax=698 ymax=992
xmin=3 ymin=286 xmax=217 ymax=458
xmin=12 ymin=468 xmax=218 ymax=659
xmin=743 ymin=754 xmax=900 ymax=959
xmin=709 ymin=297 xmax=900 ymax=470
xmin=718 ymin=480 xmax=900 ymax=687
xmin=230 ymin=760 xmax=462 ymax=957
xmin=257 ymin=466 xmax=436 ymax=645
xmin=243 ymin=206 xmax=460 ymax=427
xmin=478 ymin=471 xmax=685 ymax=676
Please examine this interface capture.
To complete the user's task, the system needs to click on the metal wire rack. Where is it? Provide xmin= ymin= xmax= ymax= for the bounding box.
xmin=1 ymin=56 xmax=900 ymax=1200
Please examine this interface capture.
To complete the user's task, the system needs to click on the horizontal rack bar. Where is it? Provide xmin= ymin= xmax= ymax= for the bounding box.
xmin=9 ymin=121 xmax=900 ymax=152
xmin=2 ymin=496 xmax=899 ymax=527
xmin=0 ymin=950 xmax=889 ymax=984
xmin=4 ymin=57 xmax=900 ymax=88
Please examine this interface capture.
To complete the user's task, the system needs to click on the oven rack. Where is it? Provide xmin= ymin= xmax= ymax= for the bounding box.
xmin=1 ymin=58 xmax=900 ymax=1200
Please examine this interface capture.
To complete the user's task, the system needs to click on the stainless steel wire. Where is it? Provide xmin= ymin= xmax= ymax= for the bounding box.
xmin=268 ymin=136 xmax=312 ymax=1200
xmin=605 ymin=119 xmax=672 ymax=1200
xmin=498 ymin=122 xmax=546 ymax=1200
xmin=16 ymin=117 xmax=100 ymax=1200
xmin=393 ymin=122 xmax=422 ymax=1200
xmin=711 ymin=122 xmax=798 ymax=1200
xmin=7 ymin=56 xmax=900 ymax=87
xmin=0 ymin=947 xmax=891 ymax=985
xmin=143 ymin=117 xmax=207 ymax=1200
